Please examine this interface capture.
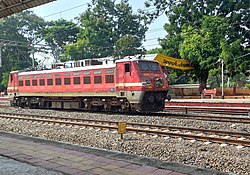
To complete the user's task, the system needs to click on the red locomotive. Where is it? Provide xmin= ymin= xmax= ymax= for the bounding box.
xmin=7 ymin=58 xmax=169 ymax=112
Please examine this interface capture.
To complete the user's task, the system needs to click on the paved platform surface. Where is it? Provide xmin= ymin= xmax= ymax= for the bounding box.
xmin=0 ymin=155 xmax=62 ymax=175
xmin=0 ymin=132 xmax=228 ymax=175
xmin=170 ymin=98 xmax=250 ymax=103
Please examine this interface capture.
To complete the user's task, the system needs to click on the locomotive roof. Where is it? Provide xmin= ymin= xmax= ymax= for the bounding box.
xmin=17 ymin=58 xmax=159 ymax=76
xmin=18 ymin=64 xmax=116 ymax=76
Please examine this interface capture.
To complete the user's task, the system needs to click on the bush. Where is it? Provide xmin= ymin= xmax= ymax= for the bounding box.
xmin=245 ymin=83 xmax=250 ymax=88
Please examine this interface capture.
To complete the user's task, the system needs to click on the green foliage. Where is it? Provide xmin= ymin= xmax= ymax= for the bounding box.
xmin=38 ymin=19 xmax=80 ymax=61
xmin=1 ymin=72 xmax=9 ymax=87
xmin=245 ymin=83 xmax=250 ymax=89
xmin=39 ymin=19 xmax=79 ymax=48
xmin=65 ymin=0 xmax=148 ymax=60
xmin=146 ymin=48 xmax=163 ymax=54
xmin=115 ymin=35 xmax=142 ymax=58
xmin=145 ymin=0 xmax=249 ymax=91
xmin=0 ymin=11 xmax=41 ymax=72
xmin=0 ymin=11 xmax=45 ymax=89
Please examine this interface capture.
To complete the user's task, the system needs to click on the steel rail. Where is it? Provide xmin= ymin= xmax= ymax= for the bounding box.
xmin=1 ymin=111 xmax=250 ymax=125
xmin=0 ymin=115 xmax=118 ymax=130
xmin=0 ymin=113 xmax=250 ymax=147
xmin=160 ymin=112 xmax=250 ymax=123
xmin=0 ymin=112 xmax=249 ymax=138
xmin=126 ymin=127 xmax=250 ymax=146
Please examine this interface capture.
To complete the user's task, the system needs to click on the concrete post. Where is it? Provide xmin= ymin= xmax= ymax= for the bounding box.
xmin=221 ymin=60 xmax=224 ymax=99
xmin=0 ymin=45 xmax=2 ymax=67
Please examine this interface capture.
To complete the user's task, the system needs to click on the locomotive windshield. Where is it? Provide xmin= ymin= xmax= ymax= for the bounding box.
xmin=138 ymin=61 xmax=160 ymax=72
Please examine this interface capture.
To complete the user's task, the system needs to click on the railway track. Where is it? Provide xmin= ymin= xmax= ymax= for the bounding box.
xmin=0 ymin=112 xmax=250 ymax=147
xmin=0 ymin=105 xmax=250 ymax=124
xmin=165 ymin=102 xmax=250 ymax=115
xmin=158 ymin=112 xmax=250 ymax=124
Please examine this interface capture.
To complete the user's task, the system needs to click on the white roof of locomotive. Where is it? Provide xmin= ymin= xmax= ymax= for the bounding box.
xmin=18 ymin=57 xmax=159 ymax=76
xmin=19 ymin=64 xmax=116 ymax=76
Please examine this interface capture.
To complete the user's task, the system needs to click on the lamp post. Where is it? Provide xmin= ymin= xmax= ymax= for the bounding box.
xmin=221 ymin=60 xmax=224 ymax=99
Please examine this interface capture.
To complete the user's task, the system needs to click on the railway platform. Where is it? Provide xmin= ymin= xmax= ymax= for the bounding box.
xmin=166 ymin=98 xmax=250 ymax=116
xmin=167 ymin=98 xmax=250 ymax=108
xmin=0 ymin=132 xmax=227 ymax=175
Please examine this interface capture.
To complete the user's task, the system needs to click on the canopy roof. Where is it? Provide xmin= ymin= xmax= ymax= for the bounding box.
xmin=0 ymin=0 xmax=56 ymax=18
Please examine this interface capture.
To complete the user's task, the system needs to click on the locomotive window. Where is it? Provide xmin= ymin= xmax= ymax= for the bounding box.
xmin=64 ymin=73 xmax=70 ymax=76
xmin=25 ymin=76 xmax=30 ymax=79
xmin=94 ymin=76 xmax=102 ymax=84
xmin=47 ymin=74 xmax=52 ymax=78
xmin=10 ymin=74 xmax=13 ymax=82
xmin=125 ymin=64 xmax=130 ymax=72
xmin=94 ymin=70 xmax=102 ymax=74
xmin=83 ymin=77 xmax=91 ymax=84
xmin=64 ymin=78 xmax=71 ymax=85
xmin=39 ymin=79 xmax=45 ymax=86
xmin=32 ymin=80 xmax=37 ymax=86
xmin=32 ymin=76 xmax=37 ymax=79
xmin=149 ymin=63 xmax=160 ymax=71
xmin=55 ymin=74 xmax=61 ymax=77
xmin=105 ymin=75 xmax=114 ymax=83
xmin=105 ymin=70 xmax=114 ymax=74
xmin=138 ymin=61 xmax=160 ymax=72
xmin=47 ymin=79 xmax=53 ymax=85
xmin=73 ymin=72 xmax=80 ymax=76
xmin=25 ymin=80 xmax=30 ymax=86
xmin=83 ymin=71 xmax=90 ymax=75
xmin=55 ymin=78 xmax=61 ymax=85
xmin=19 ymin=81 xmax=23 ymax=86
xmin=73 ymin=77 xmax=80 ymax=84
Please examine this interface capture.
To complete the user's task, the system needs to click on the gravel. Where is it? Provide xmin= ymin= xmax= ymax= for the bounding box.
xmin=0 ymin=108 xmax=249 ymax=175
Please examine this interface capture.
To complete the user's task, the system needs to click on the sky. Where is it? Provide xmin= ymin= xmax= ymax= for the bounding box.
xmin=31 ymin=0 xmax=168 ymax=50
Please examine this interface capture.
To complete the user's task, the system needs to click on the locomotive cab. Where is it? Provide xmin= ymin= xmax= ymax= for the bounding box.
xmin=137 ymin=60 xmax=169 ymax=112
xmin=115 ymin=59 xmax=169 ymax=112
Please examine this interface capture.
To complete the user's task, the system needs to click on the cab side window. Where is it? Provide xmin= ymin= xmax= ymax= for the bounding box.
xmin=11 ymin=74 xmax=13 ymax=82
xmin=125 ymin=64 xmax=130 ymax=73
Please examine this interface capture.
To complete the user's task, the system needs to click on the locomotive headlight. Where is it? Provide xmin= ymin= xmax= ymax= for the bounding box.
xmin=142 ymin=82 xmax=147 ymax=86
xmin=155 ymin=77 xmax=163 ymax=87
xmin=142 ymin=80 xmax=151 ymax=86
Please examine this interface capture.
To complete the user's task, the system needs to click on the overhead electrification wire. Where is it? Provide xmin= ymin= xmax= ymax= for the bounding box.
xmin=43 ymin=3 xmax=88 ymax=18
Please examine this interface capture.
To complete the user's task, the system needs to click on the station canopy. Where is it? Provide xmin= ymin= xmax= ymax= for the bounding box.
xmin=0 ymin=0 xmax=56 ymax=18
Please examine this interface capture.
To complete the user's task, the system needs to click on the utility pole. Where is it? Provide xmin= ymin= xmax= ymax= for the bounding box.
xmin=221 ymin=60 xmax=224 ymax=99
xmin=0 ymin=44 xmax=2 ymax=67
xmin=32 ymin=46 xmax=35 ymax=68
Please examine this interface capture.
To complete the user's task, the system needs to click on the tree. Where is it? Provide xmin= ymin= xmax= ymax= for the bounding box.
xmin=0 ymin=11 xmax=45 ymax=87
xmin=180 ymin=16 xmax=231 ymax=91
xmin=146 ymin=48 xmax=163 ymax=54
xmin=144 ymin=0 xmax=249 ymax=89
xmin=65 ymin=0 xmax=148 ymax=60
xmin=38 ymin=19 xmax=80 ymax=62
